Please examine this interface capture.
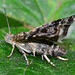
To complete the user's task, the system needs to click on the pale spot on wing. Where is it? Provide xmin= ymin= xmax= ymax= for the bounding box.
xmin=59 ymin=21 xmax=61 ymax=25
xmin=25 ymin=37 xmax=28 ymax=40
xmin=65 ymin=18 xmax=69 ymax=22
xmin=33 ymin=35 xmax=36 ymax=37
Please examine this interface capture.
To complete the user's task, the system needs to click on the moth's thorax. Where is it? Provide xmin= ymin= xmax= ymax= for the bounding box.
xmin=14 ymin=32 xmax=28 ymax=42
xmin=4 ymin=33 xmax=14 ymax=44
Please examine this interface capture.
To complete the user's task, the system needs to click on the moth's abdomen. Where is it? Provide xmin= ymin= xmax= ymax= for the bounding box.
xmin=51 ymin=45 xmax=67 ymax=56
xmin=33 ymin=43 xmax=66 ymax=56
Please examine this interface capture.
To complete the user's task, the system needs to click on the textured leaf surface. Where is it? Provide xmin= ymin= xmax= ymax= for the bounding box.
xmin=0 ymin=27 xmax=75 ymax=75
xmin=0 ymin=0 xmax=75 ymax=75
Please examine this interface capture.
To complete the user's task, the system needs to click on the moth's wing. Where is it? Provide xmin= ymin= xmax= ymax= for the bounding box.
xmin=27 ymin=15 xmax=75 ymax=43
xmin=58 ymin=15 xmax=75 ymax=39
xmin=15 ymin=15 xmax=75 ymax=44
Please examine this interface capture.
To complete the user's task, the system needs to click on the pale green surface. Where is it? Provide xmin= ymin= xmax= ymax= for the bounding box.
xmin=0 ymin=0 xmax=75 ymax=75
xmin=0 ymin=0 xmax=75 ymax=26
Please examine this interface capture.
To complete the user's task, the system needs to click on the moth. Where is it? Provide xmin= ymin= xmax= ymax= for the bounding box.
xmin=3 ymin=9 xmax=75 ymax=67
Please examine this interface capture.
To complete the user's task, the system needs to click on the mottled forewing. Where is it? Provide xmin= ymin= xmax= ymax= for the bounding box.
xmin=26 ymin=15 xmax=75 ymax=43
xmin=15 ymin=15 xmax=75 ymax=45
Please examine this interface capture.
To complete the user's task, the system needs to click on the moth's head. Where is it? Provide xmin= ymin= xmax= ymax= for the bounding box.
xmin=4 ymin=32 xmax=14 ymax=44
xmin=53 ymin=45 xmax=67 ymax=56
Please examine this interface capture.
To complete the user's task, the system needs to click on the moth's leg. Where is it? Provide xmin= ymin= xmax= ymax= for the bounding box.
xmin=33 ymin=50 xmax=35 ymax=57
xmin=42 ymin=55 xmax=44 ymax=60
xmin=29 ymin=43 xmax=36 ymax=57
xmin=7 ymin=43 xmax=15 ymax=57
xmin=19 ymin=49 xmax=29 ymax=65
xmin=44 ymin=55 xmax=56 ymax=68
xmin=57 ymin=56 xmax=68 ymax=60
xmin=23 ymin=52 xmax=29 ymax=65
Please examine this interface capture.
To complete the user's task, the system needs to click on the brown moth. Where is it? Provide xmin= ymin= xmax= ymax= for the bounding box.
xmin=3 ymin=9 xmax=75 ymax=67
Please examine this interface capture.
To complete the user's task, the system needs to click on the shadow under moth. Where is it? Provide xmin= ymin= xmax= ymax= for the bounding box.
xmin=3 ymin=9 xmax=75 ymax=68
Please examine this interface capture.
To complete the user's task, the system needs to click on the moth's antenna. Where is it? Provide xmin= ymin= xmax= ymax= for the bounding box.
xmin=0 ymin=29 xmax=8 ymax=34
xmin=4 ymin=8 xmax=11 ymax=34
